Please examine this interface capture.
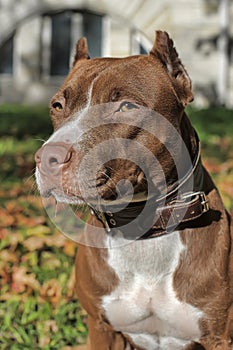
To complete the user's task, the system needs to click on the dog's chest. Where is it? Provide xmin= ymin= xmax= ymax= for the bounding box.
xmin=102 ymin=233 xmax=203 ymax=350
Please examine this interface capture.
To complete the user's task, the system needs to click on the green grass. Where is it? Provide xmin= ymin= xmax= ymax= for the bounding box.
xmin=188 ymin=106 xmax=233 ymax=210
xmin=0 ymin=104 xmax=51 ymax=180
xmin=0 ymin=104 xmax=233 ymax=349
xmin=188 ymin=106 xmax=233 ymax=162
xmin=0 ymin=104 xmax=52 ymax=139
xmin=0 ymin=175 xmax=88 ymax=349
xmin=0 ymin=105 xmax=87 ymax=349
xmin=0 ymin=298 xmax=86 ymax=350
xmin=188 ymin=106 xmax=233 ymax=138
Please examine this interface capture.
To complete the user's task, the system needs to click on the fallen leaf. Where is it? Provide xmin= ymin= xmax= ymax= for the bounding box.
xmin=44 ymin=319 xmax=58 ymax=333
xmin=45 ymin=233 xmax=66 ymax=247
xmin=5 ymin=201 xmax=24 ymax=214
xmin=40 ymin=279 xmax=62 ymax=305
xmin=16 ymin=214 xmax=46 ymax=228
xmin=39 ymin=320 xmax=58 ymax=347
xmin=66 ymin=267 xmax=76 ymax=298
xmin=0 ymin=266 xmax=11 ymax=286
xmin=0 ymin=228 xmax=9 ymax=239
xmin=0 ymin=208 xmax=15 ymax=227
xmin=63 ymin=240 xmax=77 ymax=257
xmin=8 ymin=232 xmax=24 ymax=246
xmin=11 ymin=266 xmax=40 ymax=293
xmin=0 ymin=249 xmax=18 ymax=263
xmin=23 ymin=236 xmax=47 ymax=251
xmin=39 ymin=334 xmax=51 ymax=347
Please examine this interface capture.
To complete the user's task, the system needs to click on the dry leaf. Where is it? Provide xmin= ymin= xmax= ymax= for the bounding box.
xmin=0 ymin=208 xmax=15 ymax=227
xmin=63 ymin=240 xmax=77 ymax=257
xmin=0 ymin=266 xmax=11 ymax=286
xmin=23 ymin=236 xmax=47 ymax=251
xmin=11 ymin=266 xmax=40 ymax=293
xmin=16 ymin=214 xmax=46 ymax=228
xmin=0 ymin=249 xmax=18 ymax=263
xmin=45 ymin=234 xmax=66 ymax=248
xmin=39 ymin=334 xmax=51 ymax=347
xmin=66 ymin=267 xmax=76 ymax=298
xmin=40 ymin=279 xmax=62 ymax=305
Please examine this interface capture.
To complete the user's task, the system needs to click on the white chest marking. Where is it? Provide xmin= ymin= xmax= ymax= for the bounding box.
xmin=102 ymin=232 xmax=203 ymax=350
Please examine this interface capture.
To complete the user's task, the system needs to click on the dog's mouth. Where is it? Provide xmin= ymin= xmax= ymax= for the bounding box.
xmin=36 ymin=157 xmax=150 ymax=208
xmin=93 ymin=162 xmax=148 ymax=201
xmin=37 ymin=157 xmax=163 ymax=243
xmin=50 ymin=188 xmax=85 ymax=205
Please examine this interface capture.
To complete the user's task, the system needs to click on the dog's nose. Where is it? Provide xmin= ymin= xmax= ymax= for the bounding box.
xmin=35 ymin=142 xmax=72 ymax=176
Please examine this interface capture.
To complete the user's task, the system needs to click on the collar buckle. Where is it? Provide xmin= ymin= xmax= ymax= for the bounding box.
xmin=199 ymin=191 xmax=209 ymax=213
xmin=181 ymin=191 xmax=209 ymax=213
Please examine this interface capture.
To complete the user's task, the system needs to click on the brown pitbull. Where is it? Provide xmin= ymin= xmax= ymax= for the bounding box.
xmin=35 ymin=31 xmax=233 ymax=350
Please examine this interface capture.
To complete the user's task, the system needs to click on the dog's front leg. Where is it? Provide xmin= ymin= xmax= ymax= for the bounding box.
xmin=87 ymin=316 xmax=135 ymax=350
xmin=185 ymin=342 xmax=206 ymax=350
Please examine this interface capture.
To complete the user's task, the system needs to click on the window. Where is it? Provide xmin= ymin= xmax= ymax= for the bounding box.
xmin=0 ymin=34 xmax=14 ymax=74
xmin=41 ymin=10 xmax=104 ymax=78
xmin=140 ymin=44 xmax=148 ymax=55
xmin=83 ymin=12 xmax=102 ymax=58
xmin=50 ymin=12 xmax=72 ymax=76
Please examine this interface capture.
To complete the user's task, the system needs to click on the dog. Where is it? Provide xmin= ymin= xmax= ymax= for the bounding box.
xmin=35 ymin=31 xmax=233 ymax=350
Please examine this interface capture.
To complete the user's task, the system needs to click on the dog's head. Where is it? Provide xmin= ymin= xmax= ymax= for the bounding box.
xmin=35 ymin=31 xmax=194 ymax=207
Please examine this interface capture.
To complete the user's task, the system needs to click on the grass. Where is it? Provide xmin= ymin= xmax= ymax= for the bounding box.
xmin=0 ymin=104 xmax=232 ymax=349
xmin=188 ymin=106 xmax=233 ymax=161
xmin=0 ymin=104 xmax=53 ymax=139
xmin=188 ymin=106 xmax=233 ymax=210
xmin=0 ymin=105 xmax=87 ymax=349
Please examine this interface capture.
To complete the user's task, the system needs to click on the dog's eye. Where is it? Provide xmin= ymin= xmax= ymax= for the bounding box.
xmin=52 ymin=102 xmax=63 ymax=112
xmin=119 ymin=102 xmax=138 ymax=112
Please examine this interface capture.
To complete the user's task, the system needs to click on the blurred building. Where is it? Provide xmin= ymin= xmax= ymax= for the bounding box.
xmin=0 ymin=0 xmax=232 ymax=107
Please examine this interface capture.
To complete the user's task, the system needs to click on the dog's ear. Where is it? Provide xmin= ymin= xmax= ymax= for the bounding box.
xmin=150 ymin=30 xmax=193 ymax=106
xmin=73 ymin=37 xmax=90 ymax=66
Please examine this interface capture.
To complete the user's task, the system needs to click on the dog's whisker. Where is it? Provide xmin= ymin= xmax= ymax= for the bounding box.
xmin=34 ymin=137 xmax=47 ymax=143
xmin=24 ymin=171 xmax=36 ymax=184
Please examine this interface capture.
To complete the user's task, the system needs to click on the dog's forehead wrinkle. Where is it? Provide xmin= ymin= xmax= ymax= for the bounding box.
xmin=78 ymin=56 xmax=155 ymax=103
xmin=63 ymin=56 xmax=174 ymax=115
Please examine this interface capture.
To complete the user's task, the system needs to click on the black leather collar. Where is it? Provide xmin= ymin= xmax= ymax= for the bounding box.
xmin=88 ymin=132 xmax=209 ymax=240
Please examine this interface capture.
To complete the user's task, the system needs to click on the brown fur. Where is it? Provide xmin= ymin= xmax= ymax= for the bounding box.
xmin=36 ymin=31 xmax=233 ymax=349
